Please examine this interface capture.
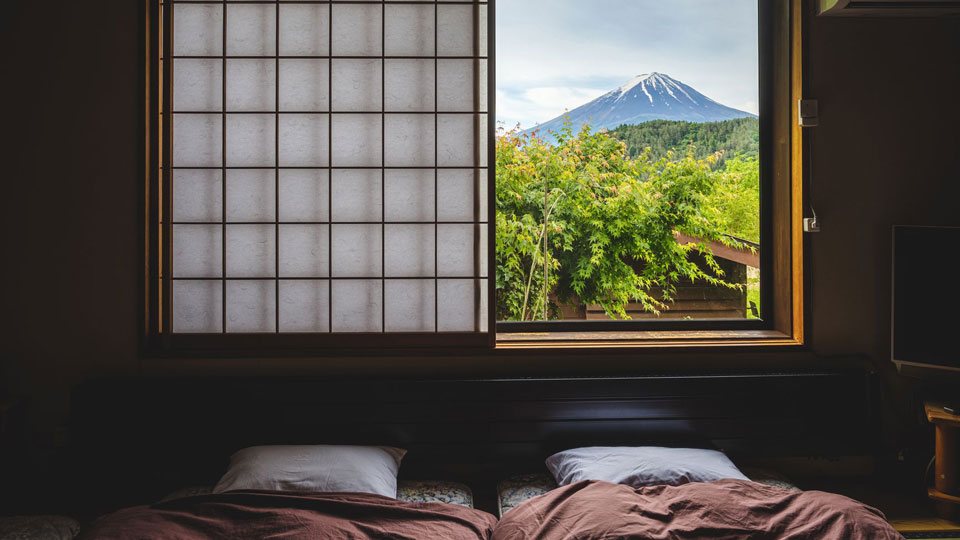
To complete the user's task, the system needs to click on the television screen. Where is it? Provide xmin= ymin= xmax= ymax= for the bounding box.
xmin=892 ymin=226 xmax=960 ymax=371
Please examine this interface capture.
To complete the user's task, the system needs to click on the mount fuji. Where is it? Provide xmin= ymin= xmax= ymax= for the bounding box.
xmin=522 ymin=73 xmax=756 ymax=136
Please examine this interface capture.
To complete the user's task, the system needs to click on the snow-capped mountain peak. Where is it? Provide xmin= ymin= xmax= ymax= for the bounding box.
xmin=615 ymin=73 xmax=656 ymax=96
xmin=613 ymin=73 xmax=697 ymax=105
xmin=523 ymin=72 xmax=755 ymax=136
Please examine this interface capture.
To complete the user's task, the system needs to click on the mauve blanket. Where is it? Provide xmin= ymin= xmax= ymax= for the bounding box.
xmin=78 ymin=490 xmax=497 ymax=540
xmin=492 ymin=479 xmax=904 ymax=540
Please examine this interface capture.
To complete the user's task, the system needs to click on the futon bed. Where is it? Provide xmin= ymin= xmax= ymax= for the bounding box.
xmin=493 ymin=479 xmax=903 ymax=540
xmin=73 ymin=444 xmax=906 ymax=540
xmin=78 ymin=445 xmax=495 ymax=540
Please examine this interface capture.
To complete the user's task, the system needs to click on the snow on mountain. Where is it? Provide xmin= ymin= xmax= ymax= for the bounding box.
xmin=521 ymin=73 xmax=755 ymax=136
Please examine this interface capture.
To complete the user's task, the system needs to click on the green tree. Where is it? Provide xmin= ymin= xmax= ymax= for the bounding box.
xmin=705 ymin=155 xmax=760 ymax=243
xmin=496 ymin=120 xmax=745 ymax=321
xmin=607 ymin=117 xmax=761 ymax=244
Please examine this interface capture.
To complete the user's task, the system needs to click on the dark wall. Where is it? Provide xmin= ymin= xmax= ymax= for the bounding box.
xmin=1 ymin=1 xmax=958 ymax=451
xmin=805 ymin=13 xmax=960 ymax=431
xmin=1 ymin=1 xmax=143 ymax=437
xmin=807 ymin=14 xmax=960 ymax=355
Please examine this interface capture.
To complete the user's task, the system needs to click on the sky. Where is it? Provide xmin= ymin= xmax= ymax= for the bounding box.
xmin=495 ymin=0 xmax=760 ymax=130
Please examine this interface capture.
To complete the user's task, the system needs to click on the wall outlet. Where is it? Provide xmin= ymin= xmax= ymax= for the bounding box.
xmin=803 ymin=217 xmax=821 ymax=233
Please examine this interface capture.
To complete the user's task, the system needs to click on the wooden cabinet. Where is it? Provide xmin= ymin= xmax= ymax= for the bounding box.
xmin=925 ymin=402 xmax=960 ymax=521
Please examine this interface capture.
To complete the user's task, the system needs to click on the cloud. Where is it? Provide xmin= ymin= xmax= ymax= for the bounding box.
xmin=738 ymin=101 xmax=760 ymax=116
xmin=498 ymin=86 xmax=609 ymax=130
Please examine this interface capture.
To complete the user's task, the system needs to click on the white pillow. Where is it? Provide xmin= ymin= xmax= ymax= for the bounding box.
xmin=546 ymin=446 xmax=749 ymax=488
xmin=213 ymin=445 xmax=407 ymax=498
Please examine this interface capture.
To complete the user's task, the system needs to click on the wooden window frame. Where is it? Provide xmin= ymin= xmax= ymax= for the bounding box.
xmin=141 ymin=0 xmax=807 ymax=356
xmin=496 ymin=0 xmax=807 ymax=349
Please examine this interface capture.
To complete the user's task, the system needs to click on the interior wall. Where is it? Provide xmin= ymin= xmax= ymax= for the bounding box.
xmin=1 ymin=1 xmax=958 ymax=452
xmin=805 ymin=12 xmax=960 ymax=434
xmin=1 ymin=1 xmax=143 ymax=443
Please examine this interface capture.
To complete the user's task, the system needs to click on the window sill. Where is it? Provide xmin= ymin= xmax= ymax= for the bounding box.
xmin=496 ymin=329 xmax=801 ymax=350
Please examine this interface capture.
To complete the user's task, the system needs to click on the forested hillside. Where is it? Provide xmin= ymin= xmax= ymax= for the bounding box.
xmin=609 ymin=117 xmax=759 ymax=162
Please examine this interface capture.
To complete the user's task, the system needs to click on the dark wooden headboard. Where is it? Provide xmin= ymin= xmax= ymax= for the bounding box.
xmin=69 ymin=370 xmax=878 ymax=514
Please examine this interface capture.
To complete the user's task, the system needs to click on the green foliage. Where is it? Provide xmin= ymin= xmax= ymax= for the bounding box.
xmin=496 ymin=119 xmax=747 ymax=321
xmin=746 ymin=273 xmax=761 ymax=319
xmin=704 ymin=155 xmax=760 ymax=243
xmin=609 ymin=118 xmax=761 ymax=243
xmin=609 ymin=117 xmax=759 ymax=163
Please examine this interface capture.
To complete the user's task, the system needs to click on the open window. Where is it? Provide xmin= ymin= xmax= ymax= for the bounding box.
xmin=144 ymin=0 xmax=803 ymax=352
xmin=494 ymin=0 xmax=803 ymax=347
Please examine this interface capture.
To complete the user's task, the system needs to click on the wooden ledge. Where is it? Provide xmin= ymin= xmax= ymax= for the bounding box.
xmin=926 ymin=402 xmax=960 ymax=427
xmin=497 ymin=329 xmax=801 ymax=349
xmin=928 ymin=488 xmax=960 ymax=506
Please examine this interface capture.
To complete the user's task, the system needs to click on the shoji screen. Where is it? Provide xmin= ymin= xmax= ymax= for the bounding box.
xmin=159 ymin=0 xmax=491 ymax=345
